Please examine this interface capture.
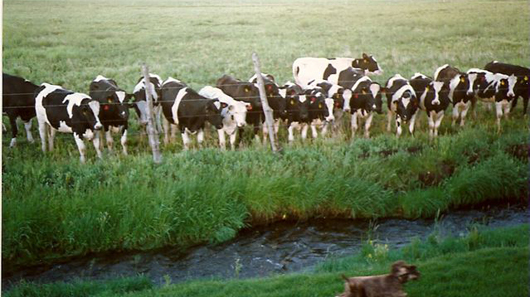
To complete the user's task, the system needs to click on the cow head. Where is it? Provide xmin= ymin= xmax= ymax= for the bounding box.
xmin=228 ymin=101 xmax=249 ymax=128
xmin=395 ymin=89 xmax=418 ymax=122
xmin=77 ymin=99 xmax=103 ymax=131
xmin=369 ymin=82 xmax=383 ymax=114
xmin=307 ymin=90 xmax=331 ymax=122
xmin=496 ymin=75 xmax=517 ymax=101
xmin=424 ymin=81 xmax=450 ymax=108
xmin=265 ymin=82 xmax=287 ymax=118
xmin=452 ymin=74 xmax=474 ymax=101
xmin=287 ymin=95 xmax=309 ymax=122
xmin=353 ymin=53 xmax=383 ymax=75
xmin=468 ymin=71 xmax=491 ymax=97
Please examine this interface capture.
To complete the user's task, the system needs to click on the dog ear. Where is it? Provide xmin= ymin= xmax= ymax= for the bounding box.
xmin=341 ymin=274 xmax=349 ymax=281
xmin=391 ymin=261 xmax=406 ymax=275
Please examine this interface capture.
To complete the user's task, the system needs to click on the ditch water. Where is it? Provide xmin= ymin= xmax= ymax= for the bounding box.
xmin=2 ymin=204 xmax=528 ymax=290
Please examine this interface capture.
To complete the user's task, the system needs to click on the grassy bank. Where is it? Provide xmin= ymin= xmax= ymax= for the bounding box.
xmin=3 ymin=124 xmax=528 ymax=270
xmin=5 ymin=224 xmax=529 ymax=297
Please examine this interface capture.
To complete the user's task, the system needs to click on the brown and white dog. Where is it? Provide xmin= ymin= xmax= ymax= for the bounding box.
xmin=337 ymin=261 xmax=420 ymax=297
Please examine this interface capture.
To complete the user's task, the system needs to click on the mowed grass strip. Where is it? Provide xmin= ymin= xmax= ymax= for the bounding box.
xmin=5 ymin=225 xmax=529 ymax=297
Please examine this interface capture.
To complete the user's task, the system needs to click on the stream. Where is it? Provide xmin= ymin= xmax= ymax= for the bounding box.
xmin=2 ymin=204 xmax=528 ymax=290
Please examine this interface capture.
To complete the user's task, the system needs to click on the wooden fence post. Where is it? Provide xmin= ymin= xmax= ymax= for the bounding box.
xmin=142 ymin=65 xmax=162 ymax=163
xmin=251 ymin=52 xmax=280 ymax=153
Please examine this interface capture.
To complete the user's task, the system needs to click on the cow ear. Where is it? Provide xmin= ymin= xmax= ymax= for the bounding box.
xmin=362 ymin=53 xmax=369 ymax=59
xmin=221 ymin=102 xmax=228 ymax=109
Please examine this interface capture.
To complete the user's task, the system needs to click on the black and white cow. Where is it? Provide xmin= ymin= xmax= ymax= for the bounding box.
xmin=160 ymin=77 xmax=224 ymax=150
xmin=216 ymin=74 xmax=261 ymax=141
xmin=286 ymin=88 xmax=329 ymax=142
xmin=89 ymin=75 xmax=130 ymax=155
xmin=410 ymin=73 xmax=451 ymax=139
xmin=433 ymin=64 xmax=474 ymax=127
xmin=35 ymin=83 xmax=103 ymax=163
xmin=466 ymin=68 xmax=517 ymax=132
xmin=385 ymin=74 xmax=419 ymax=137
xmin=249 ymin=73 xmax=287 ymax=139
xmin=199 ymin=86 xmax=249 ymax=150
xmin=2 ymin=73 xmax=39 ymax=147
xmin=131 ymin=73 xmax=163 ymax=134
xmin=346 ymin=76 xmax=382 ymax=139
xmin=484 ymin=61 xmax=530 ymax=115
xmin=292 ymin=53 xmax=383 ymax=86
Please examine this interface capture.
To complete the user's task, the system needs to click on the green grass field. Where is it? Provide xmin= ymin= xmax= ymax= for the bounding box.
xmin=2 ymin=0 xmax=529 ymax=295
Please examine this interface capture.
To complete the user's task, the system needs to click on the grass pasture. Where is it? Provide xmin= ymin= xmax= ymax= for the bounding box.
xmin=2 ymin=0 xmax=530 ymax=295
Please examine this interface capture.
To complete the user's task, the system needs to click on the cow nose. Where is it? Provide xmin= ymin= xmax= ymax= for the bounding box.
xmin=238 ymin=122 xmax=246 ymax=127
xmin=94 ymin=123 xmax=103 ymax=130
xmin=326 ymin=115 xmax=335 ymax=122
xmin=343 ymin=106 xmax=351 ymax=112
xmin=216 ymin=123 xmax=224 ymax=129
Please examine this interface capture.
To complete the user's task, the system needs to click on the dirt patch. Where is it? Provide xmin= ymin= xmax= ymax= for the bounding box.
xmin=418 ymin=160 xmax=455 ymax=187
xmin=505 ymin=144 xmax=528 ymax=162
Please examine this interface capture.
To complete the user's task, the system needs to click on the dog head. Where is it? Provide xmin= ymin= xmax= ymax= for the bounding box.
xmin=391 ymin=261 xmax=420 ymax=283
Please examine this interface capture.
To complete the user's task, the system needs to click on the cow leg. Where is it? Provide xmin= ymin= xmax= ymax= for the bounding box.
xmin=181 ymin=129 xmax=190 ymax=150
xmin=38 ymin=120 xmax=47 ymax=152
xmin=434 ymin=111 xmax=444 ymax=138
xmin=460 ymin=101 xmax=471 ymax=127
xmin=121 ymin=128 xmax=128 ymax=155
xmin=170 ymin=124 xmax=177 ymax=143
xmin=452 ymin=104 xmax=459 ymax=127
xmin=509 ymin=96 xmax=519 ymax=113
xmin=351 ymin=112 xmax=358 ymax=139
xmin=321 ymin=121 xmax=329 ymax=136
xmin=386 ymin=110 xmax=393 ymax=132
xmin=288 ymin=123 xmax=295 ymax=142
xmin=24 ymin=120 xmax=34 ymax=143
xmin=503 ymin=101 xmax=511 ymax=119
xmin=495 ymin=101 xmax=503 ymax=133
xmin=163 ymin=117 xmax=170 ymax=144
xmin=428 ymin=111 xmax=435 ymax=140
xmin=301 ymin=123 xmax=309 ymax=140
xmin=92 ymin=133 xmax=103 ymax=159
xmin=396 ymin=117 xmax=402 ymax=137
xmin=197 ymin=130 xmax=205 ymax=148
xmin=155 ymin=106 xmax=163 ymax=134
xmin=262 ymin=124 xmax=269 ymax=143
xmin=218 ymin=129 xmax=227 ymax=150
xmin=105 ymin=129 xmax=114 ymax=153
xmin=48 ymin=128 xmax=56 ymax=151
xmin=310 ymin=122 xmax=318 ymax=139
xmin=229 ymin=132 xmax=237 ymax=151
xmin=73 ymin=133 xmax=87 ymax=163
xmin=274 ymin=119 xmax=281 ymax=135
xmin=364 ymin=113 xmax=373 ymax=138
xmin=8 ymin=115 xmax=18 ymax=148
xmin=409 ymin=112 xmax=417 ymax=135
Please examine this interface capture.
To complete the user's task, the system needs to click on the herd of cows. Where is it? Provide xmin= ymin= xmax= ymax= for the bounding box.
xmin=3 ymin=54 xmax=529 ymax=162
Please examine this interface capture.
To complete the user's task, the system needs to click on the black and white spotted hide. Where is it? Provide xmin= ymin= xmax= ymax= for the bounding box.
xmin=160 ymin=77 xmax=224 ymax=150
xmin=2 ymin=73 xmax=39 ymax=147
xmin=385 ymin=75 xmax=419 ymax=137
xmin=434 ymin=64 xmax=474 ymax=127
xmin=35 ymin=83 xmax=103 ymax=163
xmin=89 ymin=75 xmax=131 ymax=155
xmin=485 ymin=61 xmax=530 ymax=115
xmin=131 ymin=73 xmax=163 ymax=135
